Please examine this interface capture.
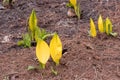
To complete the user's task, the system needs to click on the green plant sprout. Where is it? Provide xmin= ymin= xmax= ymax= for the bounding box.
xmin=18 ymin=9 xmax=63 ymax=70
xmin=105 ymin=17 xmax=117 ymax=36
xmin=17 ymin=9 xmax=53 ymax=47
xmin=35 ymin=26 xmax=54 ymax=42
xmin=35 ymin=26 xmax=47 ymax=42
xmin=28 ymin=10 xmax=53 ymax=42
xmin=27 ymin=66 xmax=58 ymax=76
xmin=27 ymin=65 xmax=37 ymax=71
xmin=89 ymin=15 xmax=117 ymax=37
xmin=67 ymin=0 xmax=81 ymax=19
xmin=17 ymin=33 xmax=31 ymax=48
xmin=51 ymin=67 xmax=58 ymax=76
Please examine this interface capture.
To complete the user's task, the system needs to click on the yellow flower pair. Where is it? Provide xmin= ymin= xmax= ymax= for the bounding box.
xmin=90 ymin=15 xmax=113 ymax=37
xmin=36 ymin=33 xmax=62 ymax=68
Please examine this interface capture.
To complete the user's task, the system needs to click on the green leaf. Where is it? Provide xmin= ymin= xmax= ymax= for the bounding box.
xmin=105 ymin=17 xmax=112 ymax=35
xmin=110 ymin=32 xmax=118 ymax=37
xmin=66 ymin=3 xmax=73 ymax=8
xmin=42 ymin=33 xmax=55 ymax=40
xmin=35 ymin=26 xmax=53 ymax=42
xmin=17 ymin=33 xmax=31 ymax=48
xmin=35 ymin=26 xmax=42 ymax=42
xmin=23 ymin=33 xmax=31 ymax=47
xmin=39 ymin=63 xmax=46 ymax=69
xmin=17 ymin=40 xmax=24 ymax=46
xmin=27 ymin=66 xmax=36 ymax=70
xmin=35 ymin=26 xmax=49 ymax=42
xmin=51 ymin=67 xmax=58 ymax=76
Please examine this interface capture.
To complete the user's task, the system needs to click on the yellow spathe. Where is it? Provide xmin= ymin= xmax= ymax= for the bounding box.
xmin=50 ymin=33 xmax=62 ymax=65
xmin=98 ymin=15 xmax=104 ymax=33
xmin=90 ymin=18 xmax=97 ymax=37
xmin=36 ymin=39 xmax=50 ymax=65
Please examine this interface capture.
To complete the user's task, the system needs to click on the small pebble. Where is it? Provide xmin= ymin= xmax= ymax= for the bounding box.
xmin=0 ymin=4 xmax=5 ymax=10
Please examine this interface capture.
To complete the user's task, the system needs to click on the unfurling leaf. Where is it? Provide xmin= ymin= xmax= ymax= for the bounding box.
xmin=105 ymin=17 xmax=112 ymax=35
xmin=35 ymin=26 xmax=47 ymax=42
xmin=29 ymin=9 xmax=37 ymax=40
xmin=90 ymin=18 xmax=97 ymax=37
xmin=50 ymin=33 xmax=62 ymax=65
xmin=51 ymin=67 xmax=58 ymax=75
xmin=98 ymin=15 xmax=104 ymax=33
xmin=35 ymin=26 xmax=52 ymax=42
xmin=110 ymin=32 xmax=117 ymax=37
xmin=66 ymin=3 xmax=73 ymax=8
xmin=35 ymin=26 xmax=41 ymax=42
xmin=17 ymin=33 xmax=31 ymax=48
xmin=27 ymin=66 xmax=36 ymax=70
xmin=36 ymin=39 xmax=50 ymax=69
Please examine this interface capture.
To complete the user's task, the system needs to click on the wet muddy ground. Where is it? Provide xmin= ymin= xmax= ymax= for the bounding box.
xmin=0 ymin=0 xmax=120 ymax=80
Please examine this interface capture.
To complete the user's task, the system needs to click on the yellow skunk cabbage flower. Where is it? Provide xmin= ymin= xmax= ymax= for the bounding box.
xmin=29 ymin=10 xmax=37 ymax=40
xmin=36 ymin=39 xmax=50 ymax=69
xmin=70 ymin=0 xmax=76 ymax=7
xmin=90 ymin=18 xmax=97 ymax=37
xmin=105 ymin=17 xmax=112 ymax=35
xmin=50 ymin=33 xmax=62 ymax=65
xmin=98 ymin=15 xmax=104 ymax=33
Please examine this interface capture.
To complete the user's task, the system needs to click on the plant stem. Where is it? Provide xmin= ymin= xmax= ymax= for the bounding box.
xmin=42 ymin=33 xmax=55 ymax=40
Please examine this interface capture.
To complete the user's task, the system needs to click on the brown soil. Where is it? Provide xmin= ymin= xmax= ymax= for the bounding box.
xmin=0 ymin=0 xmax=120 ymax=80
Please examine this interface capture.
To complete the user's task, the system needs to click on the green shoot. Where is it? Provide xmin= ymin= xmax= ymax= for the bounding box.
xmin=110 ymin=32 xmax=118 ymax=37
xmin=35 ymin=26 xmax=54 ymax=42
xmin=27 ymin=66 xmax=36 ymax=71
xmin=89 ymin=15 xmax=117 ymax=37
xmin=35 ymin=26 xmax=47 ymax=42
xmin=66 ymin=3 xmax=73 ymax=8
xmin=105 ymin=17 xmax=117 ymax=37
xmin=51 ymin=67 xmax=58 ymax=76
xmin=17 ymin=33 xmax=31 ymax=48
xmin=18 ymin=9 xmax=54 ymax=48
xmin=39 ymin=63 xmax=45 ymax=69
